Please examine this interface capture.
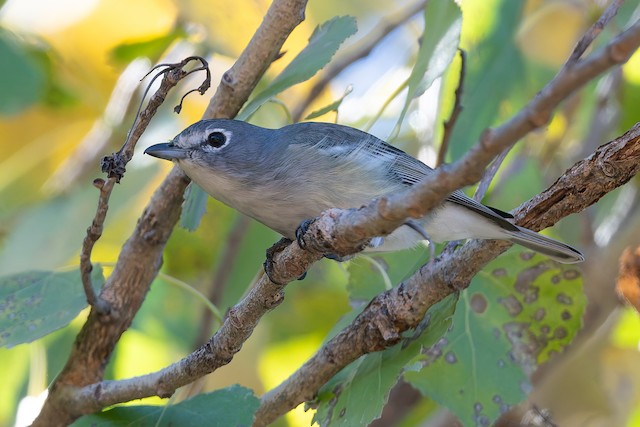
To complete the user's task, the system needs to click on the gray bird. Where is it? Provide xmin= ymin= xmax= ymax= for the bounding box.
xmin=145 ymin=119 xmax=584 ymax=264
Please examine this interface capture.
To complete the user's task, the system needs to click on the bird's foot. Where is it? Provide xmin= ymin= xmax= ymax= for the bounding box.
xmin=295 ymin=218 xmax=314 ymax=250
xmin=323 ymin=253 xmax=353 ymax=262
xmin=263 ymin=238 xmax=307 ymax=284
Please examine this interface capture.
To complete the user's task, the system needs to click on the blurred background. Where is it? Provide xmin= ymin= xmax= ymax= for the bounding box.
xmin=1 ymin=0 xmax=640 ymax=426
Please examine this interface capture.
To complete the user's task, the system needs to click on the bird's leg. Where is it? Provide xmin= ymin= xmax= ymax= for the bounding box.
xmin=404 ymin=219 xmax=436 ymax=262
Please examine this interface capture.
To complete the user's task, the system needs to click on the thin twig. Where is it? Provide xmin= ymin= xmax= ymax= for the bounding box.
xmin=568 ymin=0 xmax=624 ymax=63
xmin=291 ymin=0 xmax=428 ymax=121
xmin=254 ymin=122 xmax=640 ymax=427
xmin=437 ymin=48 xmax=466 ymax=166
xmin=33 ymin=1 xmax=309 ymax=425
xmin=78 ymin=178 xmax=115 ymax=313
xmin=473 ymin=147 xmax=510 ymax=202
xmin=116 ymin=56 xmax=211 ymax=167
xmin=252 ymin=19 xmax=640 ymax=425
xmin=78 ymin=57 xmax=210 ymax=313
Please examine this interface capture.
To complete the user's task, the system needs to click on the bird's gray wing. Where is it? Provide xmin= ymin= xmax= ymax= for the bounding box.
xmin=385 ymin=149 xmax=517 ymax=228
xmin=284 ymin=122 xmax=516 ymax=228
xmin=290 ymin=123 xmax=431 ymax=184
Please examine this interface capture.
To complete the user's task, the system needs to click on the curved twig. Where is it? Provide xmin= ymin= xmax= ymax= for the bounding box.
xmin=32 ymin=1 xmax=309 ymax=426
xmin=253 ymin=19 xmax=640 ymax=426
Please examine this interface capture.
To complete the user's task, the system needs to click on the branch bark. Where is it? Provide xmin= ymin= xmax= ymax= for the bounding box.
xmin=255 ymin=122 xmax=640 ymax=426
xmin=31 ymin=3 xmax=640 ymax=427
xmin=32 ymin=1 xmax=308 ymax=425
xmin=251 ymin=18 xmax=640 ymax=425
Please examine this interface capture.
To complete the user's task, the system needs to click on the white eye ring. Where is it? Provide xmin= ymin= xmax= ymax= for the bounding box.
xmin=203 ymin=128 xmax=232 ymax=151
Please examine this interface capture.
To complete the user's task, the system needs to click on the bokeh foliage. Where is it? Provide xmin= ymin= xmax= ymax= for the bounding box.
xmin=1 ymin=0 xmax=640 ymax=426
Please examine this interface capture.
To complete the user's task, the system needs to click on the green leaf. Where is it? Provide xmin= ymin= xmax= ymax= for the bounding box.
xmin=346 ymin=249 xmax=425 ymax=305
xmin=0 ymin=266 xmax=104 ymax=348
xmin=74 ymin=385 xmax=259 ymax=427
xmin=313 ymin=294 xmax=457 ymax=427
xmin=347 ymin=247 xmax=429 ymax=305
xmin=0 ymin=29 xmax=45 ymax=115
xmin=238 ymin=15 xmax=357 ymax=120
xmin=447 ymin=0 xmax=524 ymax=160
xmin=110 ymin=28 xmax=187 ymax=65
xmin=346 ymin=257 xmax=391 ymax=303
xmin=405 ymin=250 xmax=584 ymax=426
xmin=304 ymin=85 xmax=353 ymax=120
xmin=393 ymin=0 xmax=462 ymax=134
xmin=179 ymin=182 xmax=209 ymax=231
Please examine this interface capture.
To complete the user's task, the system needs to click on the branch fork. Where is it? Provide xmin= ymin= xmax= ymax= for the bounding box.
xmin=33 ymin=1 xmax=640 ymax=425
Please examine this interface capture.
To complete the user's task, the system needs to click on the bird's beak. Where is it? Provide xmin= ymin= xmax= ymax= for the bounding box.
xmin=144 ymin=143 xmax=189 ymax=161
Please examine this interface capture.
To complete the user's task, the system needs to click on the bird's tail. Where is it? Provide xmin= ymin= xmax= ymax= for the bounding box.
xmin=505 ymin=226 xmax=584 ymax=264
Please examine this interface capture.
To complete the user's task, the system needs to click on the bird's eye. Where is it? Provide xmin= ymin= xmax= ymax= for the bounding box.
xmin=206 ymin=132 xmax=227 ymax=148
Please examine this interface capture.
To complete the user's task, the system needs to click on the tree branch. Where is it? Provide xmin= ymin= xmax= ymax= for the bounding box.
xmin=251 ymin=18 xmax=640 ymax=425
xmin=290 ymin=19 xmax=640 ymax=262
xmin=568 ymin=0 xmax=624 ymax=63
xmin=255 ymin=121 xmax=640 ymax=427
xmin=32 ymin=4 xmax=639 ymax=426
xmin=32 ymin=1 xmax=309 ymax=425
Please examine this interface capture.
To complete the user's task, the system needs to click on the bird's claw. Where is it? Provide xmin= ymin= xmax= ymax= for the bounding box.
xmin=264 ymin=238 xmax=292 ymax=285
xmin=295 ymin=218 xmax=314 ymax=250
xmin=324 ymin=253 xmax=353 ymax=262
xmin=263 ymin=238 xmax=308 ymax=285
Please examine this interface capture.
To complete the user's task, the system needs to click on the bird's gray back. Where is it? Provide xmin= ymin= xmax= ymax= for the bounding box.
xmin=227 ymin=123 xmax=427 ymax=237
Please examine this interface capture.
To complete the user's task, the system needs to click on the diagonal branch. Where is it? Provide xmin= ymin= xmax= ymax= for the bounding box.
xmin=292 ymin=19 xmax=640 ymax=261
xmin=568 ymin=0 xmax=624 ymax=63
xmin=252 ymin=19 xmax=640 ymax=426
xmin=32 ymin=1 xmax=309 ymax=426
xmin=255 ymin=122 xmax=640 ymax=426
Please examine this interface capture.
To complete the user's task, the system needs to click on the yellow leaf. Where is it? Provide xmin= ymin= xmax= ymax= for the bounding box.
xmin=517 ymin=2 xmax=586 ymax=67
